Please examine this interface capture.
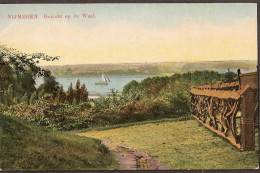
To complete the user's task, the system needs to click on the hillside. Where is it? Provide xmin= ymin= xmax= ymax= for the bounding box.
xmin=0 ymin=114 xmax=119 ymax=171
xmin=80 ymin=119 xmax=259 ymax=169
xmin=41 ymin=60 xmax=257 ymax=75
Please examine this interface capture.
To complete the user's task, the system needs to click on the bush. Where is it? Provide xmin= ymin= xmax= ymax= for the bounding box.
xmin=3 ymin=70 xmax=235 ymax=131
xmin=119 ymin=101 xmax=149 ymax=122
xmin=147 ymin=98 xmax=172 ymax=118
xmin=0 ymin=104 xmax=8 ymax=114
xmin=4 ymin=99 xmax=93 ymax=131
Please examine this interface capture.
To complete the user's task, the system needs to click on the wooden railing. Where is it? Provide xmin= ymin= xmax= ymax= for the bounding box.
xmin=190 ymin=71 xmax=258 ymax=151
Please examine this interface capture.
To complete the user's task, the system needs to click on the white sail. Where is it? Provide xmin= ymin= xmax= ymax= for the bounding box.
xmin=101 ymin=72 xmax=110 ymax=82
xmin=96 ymin=72 xmax=110 ymax=85
xmin=101 ymin=73 xmax=106 ymax=82
xmin=105 ymin=75 xmax=110 ymax=82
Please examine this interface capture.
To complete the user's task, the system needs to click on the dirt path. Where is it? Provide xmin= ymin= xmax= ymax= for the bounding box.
xmin=102 ymin=141 xmax=168 ymax=170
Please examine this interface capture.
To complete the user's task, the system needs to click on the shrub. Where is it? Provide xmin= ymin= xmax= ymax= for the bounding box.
xmin=119 ymin=101 xmax=149 ymax=122
xmin=147 ymin=98 xmax=172 ymax=118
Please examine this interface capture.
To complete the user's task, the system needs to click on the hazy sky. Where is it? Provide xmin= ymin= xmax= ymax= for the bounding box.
xmin=0 ymin=3 xmax=257 ymax=66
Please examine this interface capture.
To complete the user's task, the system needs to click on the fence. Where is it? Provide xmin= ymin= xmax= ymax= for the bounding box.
xmin=190 ymin=70 xmax=258 ymax=151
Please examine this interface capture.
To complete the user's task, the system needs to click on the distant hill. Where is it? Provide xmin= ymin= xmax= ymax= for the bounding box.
xmin=41 ymin=60 xmax=257 ymax=75
xmin=181 ymin=60 xmax=257 ymax=73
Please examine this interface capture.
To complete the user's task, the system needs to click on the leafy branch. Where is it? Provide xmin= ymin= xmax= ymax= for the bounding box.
xmin=0 ymin=45 xmax=59 ymax=77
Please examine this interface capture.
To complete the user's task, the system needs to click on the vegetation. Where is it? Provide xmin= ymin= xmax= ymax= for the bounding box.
xmin=0 ymin=45 xmax=88 ymax=107
xmin=0 ymin=46 xmax=89 ymax=131
xmin=81 ymin=70 xmax=237 ymax=128
xmin=0 ymin=45 xmax=242 ymax=131
xmin=0 ymin=45 xmax=58 ymax=105
xmin=1 ymin=46 xmax=239 ymax=130
xmin=42 ymin=60 xmax=257 ymax=76
xmin=0 ymin=114 xmax=119 ymax=171
xmin=79 ymin=119 xmax=259 ymax=169
xmin=0 ymin=45 xmax=257 ymax=170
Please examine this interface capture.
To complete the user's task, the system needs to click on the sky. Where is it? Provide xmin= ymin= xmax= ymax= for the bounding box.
xmin=0 ymin=3 xmax=257 ymax=66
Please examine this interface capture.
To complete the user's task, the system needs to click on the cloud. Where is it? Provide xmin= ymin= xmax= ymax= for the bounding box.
xmin=0 ymin=19 xmax=257 ymax=65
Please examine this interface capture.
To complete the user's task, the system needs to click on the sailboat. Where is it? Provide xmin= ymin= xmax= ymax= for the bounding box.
xmin=95 ymin=72 xmax=111 ymax=85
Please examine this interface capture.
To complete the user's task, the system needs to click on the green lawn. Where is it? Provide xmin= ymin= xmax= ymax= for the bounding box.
xmin=80 ymin=119 xmax=259 ymax=169
xmin=0 ymin=114 xmax=119 ymax=171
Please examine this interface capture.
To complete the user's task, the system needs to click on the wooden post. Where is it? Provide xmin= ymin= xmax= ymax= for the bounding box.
xmin=240 ymin=89 xmax=255 ymax=151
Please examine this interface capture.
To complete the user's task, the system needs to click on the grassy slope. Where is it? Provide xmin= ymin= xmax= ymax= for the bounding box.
xmin=80 ymin=119 xmax=259 ymax=169
xmin=0 ymin=114 xmax=119 ymax=171
xmin=72 ymin=116 xmax=192 ymax=133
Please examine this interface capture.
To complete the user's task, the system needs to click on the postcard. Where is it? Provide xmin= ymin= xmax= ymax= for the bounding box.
xmin=0 ymin=3 xmax=258 ymax=171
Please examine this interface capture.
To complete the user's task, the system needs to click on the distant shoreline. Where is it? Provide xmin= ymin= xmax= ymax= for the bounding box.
xmin=39 ymin=60 xmax=257 ymax=77
xmin=40 ymin=60 xmax=257 ymax=67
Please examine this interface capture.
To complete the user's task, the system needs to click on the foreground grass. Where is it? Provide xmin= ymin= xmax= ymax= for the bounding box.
xmin=0 ymin=114 xmax=119 ymax=171
xmin=72 ymin=116 xmax=192 ymax=133
xmin=80 ymin=119 xmax=259 ymax=169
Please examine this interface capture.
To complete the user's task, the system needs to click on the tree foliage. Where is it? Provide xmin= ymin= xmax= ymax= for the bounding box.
xmin=1 ymin=45 xmax=240 ymax=131
xmin=0 ymin=45 xmax=59 ymax=106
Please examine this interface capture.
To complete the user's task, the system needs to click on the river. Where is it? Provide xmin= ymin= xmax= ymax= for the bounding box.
xmin=35 ymin=73 xmax=151 ymax=96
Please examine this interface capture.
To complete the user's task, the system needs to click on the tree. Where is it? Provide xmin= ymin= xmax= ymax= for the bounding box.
xmin=76 ymin=79 xmax=80 ymax=90
xmin=21 ymin=93 xmax=29 ymax=105
xmin=37 ymin=72 xmax=59 ymax=103
xmin=66 ymin=83 xmax=74 ymax=104
xmin=80 ymin=83 xmax=88 ymax=102
xmin=7 ymin=84 xmax=14 ymax=105
xmin=0 ymin=84 xmax=14 ymax=106
xmin=0 ymin=45 xmax=59 ymax=78
xmin=13 ymin=97 xmax=19 ymax=104
xmin=38 ymin=89 xmax=45 ymax=99
xmin=74 ymin=79 xmax=81 ymax=104
xmin=56 ymin=85 xmax=66 ymax=104
xmin=223 ymin=71 xmax=237 ymax=82
xmin=0 ymin=45 xmax=59 ymax=105
xmin=0 ymin=58 xmax=13 ymax=95
xmin=30 ymin=91 xmax=38 ymax=105
xmin=2 ymin=90 xmax=9 ymax=106
xmin=18 ymin=70 xmax=36 ymax=99
xmin=42 ymin=74 xmax=59 ymax=94
xmin=72 ymin=97 xmax=77 ymax=105
xmin=122 ymin=80 xmax=139 ymax=95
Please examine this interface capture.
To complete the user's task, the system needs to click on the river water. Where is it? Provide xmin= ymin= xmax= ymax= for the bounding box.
xmin=35 ymin=74 xmax=151 ymax=96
